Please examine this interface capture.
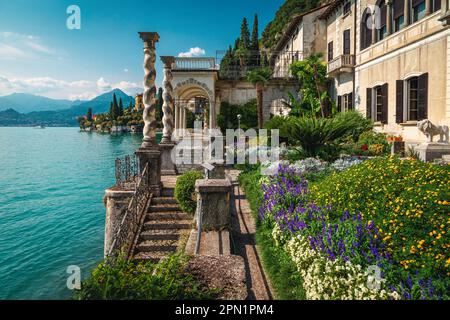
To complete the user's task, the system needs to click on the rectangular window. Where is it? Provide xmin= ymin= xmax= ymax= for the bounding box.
xmin=375 ymin=87 xmax=383 ymax=122
xmin=432 ymin=0 xmax=442 ymax=12
xmin=394 ymin=15 xmax=405 ymax=32
xmin=407 ymin=77 xmax=419 ymax=121
xmin=328 ymin=41 xmax=333 ymax=61
xmin=343 ymin=1 xmax=351 ymax=15
xmin=412 ymin=1 xmax=426 ymax=23
xmin=343 ymin=29 xmax=351 ymax=54
xmin=378 ymin=25 xmax=387 ymax=41
xmin=341 ymin=92 xmax=354 ymax=111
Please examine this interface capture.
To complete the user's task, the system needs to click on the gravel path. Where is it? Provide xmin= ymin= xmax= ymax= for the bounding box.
xmin=227 ymin=169 xmax=274 ymax=300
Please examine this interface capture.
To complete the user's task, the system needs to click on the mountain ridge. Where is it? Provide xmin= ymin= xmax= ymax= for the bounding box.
xmin=0 ymin=89 xmax=135 ymax=127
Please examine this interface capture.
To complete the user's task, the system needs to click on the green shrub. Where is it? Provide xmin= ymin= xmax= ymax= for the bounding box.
xmin=283 ymin=111 xmax=373 ymax=161
xmin=75 ymin=253 xmax=213 ymax=300
xmin=174 ymin=170 xmax=204 ymax=215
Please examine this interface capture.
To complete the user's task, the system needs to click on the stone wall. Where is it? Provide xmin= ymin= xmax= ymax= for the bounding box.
xmin=216 ymin=79 xmax=299 ymax=122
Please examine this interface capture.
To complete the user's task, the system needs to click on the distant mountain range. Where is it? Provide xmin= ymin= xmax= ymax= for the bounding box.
xmin=0 ymin=89 xmax=135 ymax=127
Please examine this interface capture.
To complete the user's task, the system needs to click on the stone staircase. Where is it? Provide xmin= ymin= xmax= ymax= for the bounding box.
xmin=133 ymin=187 xmax=192 ymax=262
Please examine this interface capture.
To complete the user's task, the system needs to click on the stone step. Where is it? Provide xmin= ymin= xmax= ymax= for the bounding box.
xmin=148 ymin=205 xmax=181 ymax=213
xmin=161 ymin=188 xmax=174 ymax=197
xmin=135 ymin=240 xmax=179 ymax=253
xmin=142 ymin=219 xmax=192 ymax=231
xmin=442 ymin=154 xmax=450 ymax=161
xmin=145 ymin=212 xmax=191 ymax=221
xmin=152 ymin=197 xmax=177 ymax=205
xmin=139 ymin=229 xmax=181 ymax=241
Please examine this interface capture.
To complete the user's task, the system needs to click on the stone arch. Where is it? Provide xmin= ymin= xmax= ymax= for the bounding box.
xmin=173 ymin=78 xmax=214 ymax=101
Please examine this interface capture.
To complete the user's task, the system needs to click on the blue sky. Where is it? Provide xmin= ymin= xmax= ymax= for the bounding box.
xmin=0 ymin=0 xmax=284 ymax=100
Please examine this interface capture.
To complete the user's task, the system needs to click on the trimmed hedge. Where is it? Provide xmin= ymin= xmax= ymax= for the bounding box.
xmin=174 ymin=170 xmax=204 ymax=215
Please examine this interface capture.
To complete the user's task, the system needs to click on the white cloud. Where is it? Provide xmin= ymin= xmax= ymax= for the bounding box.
xmin=0 ymin=32 xmax=53 ymax=60
xmin=124 ymin=68 xmax=129 ymax=72
xmin=178 ymin=47 xmax=206 ymax=57
xmin=96 ymin=77 xmax=112 ymax=92
xmin=0 ymin=43 xmax=27 ymax=59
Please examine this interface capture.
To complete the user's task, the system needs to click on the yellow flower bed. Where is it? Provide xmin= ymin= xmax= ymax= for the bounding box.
xmin=310 ymin=156 xmax=450 ymax=278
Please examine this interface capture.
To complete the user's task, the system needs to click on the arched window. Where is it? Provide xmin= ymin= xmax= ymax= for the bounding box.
xmin=361 ymin=9 xmax=373 ymax=50
xmin=391 ymin=0 xmax=405 ymax=32
xmin=411 ymin=0 xmax=426 ymax=23
xmin=376 ymin=0 xmax=388 ymax=41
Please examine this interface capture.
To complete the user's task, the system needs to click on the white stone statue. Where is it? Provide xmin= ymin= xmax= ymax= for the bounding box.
xmin=417 ymin=119 xmax=449 ymax=143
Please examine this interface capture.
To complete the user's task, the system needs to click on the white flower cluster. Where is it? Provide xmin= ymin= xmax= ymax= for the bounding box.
xmin=331 ymin=157 xmax=363 ymax=171
xmin=291 ymin=158 xmax=328 ymax=174
xmin=271 ymin=224 xmax=400 ymax=300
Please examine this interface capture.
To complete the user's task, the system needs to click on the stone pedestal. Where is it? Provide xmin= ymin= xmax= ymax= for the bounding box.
xmin=417 ymin=143 xmax=450 ymax=162
xmin=391 ymin=141 xmax=405 ymax=156
xmin=159 ymin=142 xmax=178 ymax=176
xmin=135 ymin=146 xmax=163 ymax=196
xmin=103 ymin=188 xmax=134 ymax=257
xmin=195 ymin=179 xmax=232 ymax=231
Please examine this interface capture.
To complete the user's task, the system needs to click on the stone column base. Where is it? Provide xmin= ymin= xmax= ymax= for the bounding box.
xmin=159 ymin=142 xmax=178 ymax=176
xmin=135 ymin=146 xmax=163 ymax=196
xmin=417 ymin=143 xmax=450 ymax=162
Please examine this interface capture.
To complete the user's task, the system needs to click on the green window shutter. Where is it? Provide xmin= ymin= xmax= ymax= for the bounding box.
xmin=366 ymin=88 xmax=372 ymax=119
xmin=417 ymin=73 xmax=428 ymax=120
xmin=381 ymin=83 xmax=388 ymax=124
xmin=396 ymin=80 xmax=404 ymax=123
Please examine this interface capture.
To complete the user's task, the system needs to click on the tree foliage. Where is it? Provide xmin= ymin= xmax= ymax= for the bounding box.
xmin=290 ymin=54 xmax=332 ymax=117
xmin=220 ymin=14 xmax=261 ymax=78
xmin=261 ymin=0 xmax=322 ymax=50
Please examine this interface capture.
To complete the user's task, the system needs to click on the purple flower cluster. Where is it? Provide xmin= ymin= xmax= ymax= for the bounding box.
xmin=260 ymin=164 xmax=388 ymax=265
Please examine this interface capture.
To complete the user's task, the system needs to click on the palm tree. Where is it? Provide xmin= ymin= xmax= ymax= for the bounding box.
xmin=246 ymin=67 xmax=271 ymax=128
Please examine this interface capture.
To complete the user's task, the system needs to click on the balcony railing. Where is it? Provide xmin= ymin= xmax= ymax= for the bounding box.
xmin=327 ymin=54 xmax=355 ymax=76
xmin=172 ymin=57 xmax=218 ymax=70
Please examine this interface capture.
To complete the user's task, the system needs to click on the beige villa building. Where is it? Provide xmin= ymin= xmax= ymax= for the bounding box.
xmin=321 ymin=0 xmax=450 ymax=143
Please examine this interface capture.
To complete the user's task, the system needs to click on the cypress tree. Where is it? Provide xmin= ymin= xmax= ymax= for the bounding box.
xmin=119 ymin=98 xmax=124 ymax=117
xmin=251 ymin=14 xmax=259 ymax=51
xmin=240 ymin=18 xmax=250 ymax=49
xmin=156 ymin=87 xmax=163 ymax=124
xmin=86 ymin=107 xmax=93 ymax=122
xmin=109 ymin=102 xmax=114 ymax=120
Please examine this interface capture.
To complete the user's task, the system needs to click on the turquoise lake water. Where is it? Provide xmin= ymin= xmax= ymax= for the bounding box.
xmin=0 ymin=127 xmax=143 ymax=299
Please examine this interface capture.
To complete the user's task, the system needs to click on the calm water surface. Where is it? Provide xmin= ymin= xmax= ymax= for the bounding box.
xmin=0 ymin=127 xmax=142 ymax=299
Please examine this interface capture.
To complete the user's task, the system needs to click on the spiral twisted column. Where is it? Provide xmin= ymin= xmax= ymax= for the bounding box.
xmin=160 ymin=56 xmax=175 ymax=143
xmin=139 ymin=32 xmax=159 ymax=148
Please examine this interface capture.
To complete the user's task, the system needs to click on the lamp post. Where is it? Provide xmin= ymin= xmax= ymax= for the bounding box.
xmin=237 ymin=114 xmax=242 ymax=132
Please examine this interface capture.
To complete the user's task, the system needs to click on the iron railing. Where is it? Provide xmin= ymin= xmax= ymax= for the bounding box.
xmin=108 ymin=163 xmax=150 ymax=258
xmin=115 ymin=154 xmax=138 ymax=188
